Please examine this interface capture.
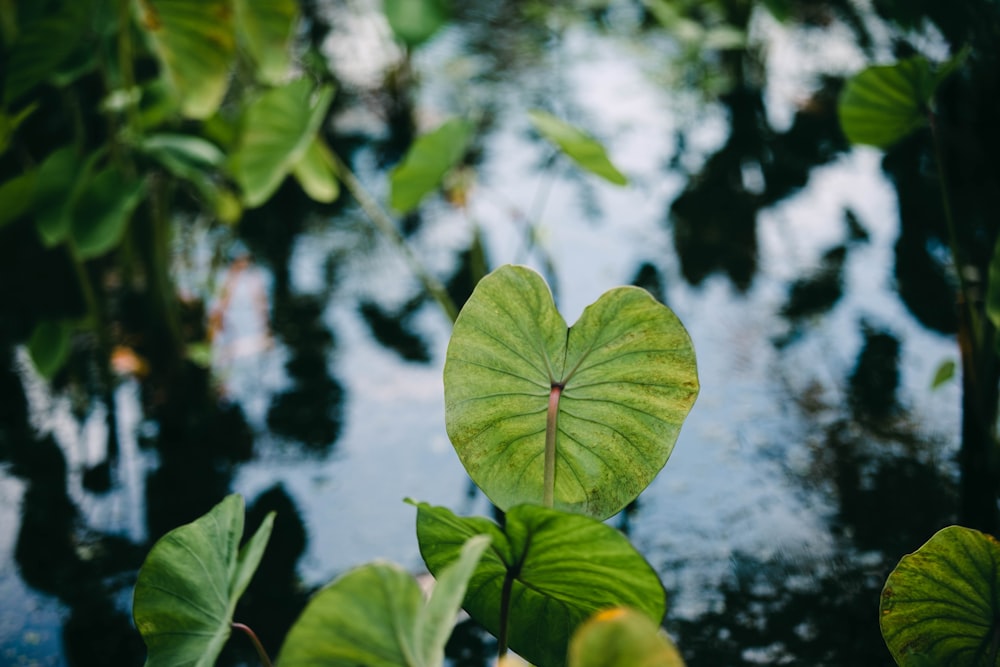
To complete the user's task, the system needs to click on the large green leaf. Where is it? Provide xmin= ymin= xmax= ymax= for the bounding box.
xmin=33 ymin=147 xmax=87 ymax=246
xmin=3 ymin=0 xmax=90 ymax=104
xmin=277 ymin=535 xmax=490 ymax=667
xmin=134 ymin=494 xmax=275 ymax=667
xmin=880 ymin=525 xmax=1000 ymax=666
xmin=569 ymin=608 xmax=686 ymax=667
xmin=27 ymin=319 xmax=72 ymax=379
xmin=292 ymin=136 xmax=340 ymax=203
xmin=838 ymin=52 xmax=966 ymax=149
xmin=70 ymin=167 xmax=146 ymax=260
xmin=231 ymin=79 xmax=335 ymax=207
xmin=383 ymin=0 xmax=448 ymax=47
xmin=135 ymin=0 xmax=236 ymax=119
xmin=389 ymin=118 xmax=473 ymax=213
xmin=413 ymin=502 xmax=667 ymax=667
xmin=528 ymin=111 xmax=628 ymax=186
xmin=444 ymin=264 xmax=699 ymax=519
xmin=233 ymin=0 xmax=297 ymax=84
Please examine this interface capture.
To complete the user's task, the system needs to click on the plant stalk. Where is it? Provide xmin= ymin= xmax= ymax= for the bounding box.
xmin=330 ymin=150 xmax=459 ymax=323
xmin=497 ymin=569 xmax=516 ymax=659
xmin=232 ymin=622 xmax=273 ymax=667
xmin=543 ymin=383 xmax=563 ymax=508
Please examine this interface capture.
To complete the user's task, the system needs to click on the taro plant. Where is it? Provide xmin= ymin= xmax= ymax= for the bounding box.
xmin=132 ymin=263 xmax=699 ymax=666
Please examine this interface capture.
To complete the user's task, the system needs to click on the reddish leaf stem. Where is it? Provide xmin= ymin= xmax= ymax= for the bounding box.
xmin=232 ymin=622 xmax=273 ymax=667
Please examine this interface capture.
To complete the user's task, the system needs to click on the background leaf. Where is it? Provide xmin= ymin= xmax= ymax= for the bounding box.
xmin=71 ymin=167 xmax=146 ymax=260
xmin=33 ymin=147 xmax=88 ymax=246
xmin=389 ymin=118 xmax=473 ymax=213
xmin=292 ymin=136 xmax=340 ymax=203
xmin=0 ymin=171 xmax=37 ymax=229
xmin=413 ymin=502 xmax=667 ymax=667
xmin=3 ymin=0 xmax=90 ymax=104
xmin=528 ymin=110 xmax=628 ymax=186
xmin=444 ymin=264 xmax=699 ymax=519
xmin=880 ymin=525 xmax=1000 ymax=666
xmin=277 ymin=535 xmax=490 ymax=667
xmin=27 ymin=319 xmax=72 ymax=379
xmin=133 ymin=494 xmax=275 ymax=667
xmin=568 ymin=608 xmax=686 ymax=667
xmin=135 ymin=0 xmax=236 ymax=119
xmin=231 ymin=79 xmax=334 ymax=207
xmin=234 ymin=0 xmax=297 ymax=84
xmin=383 ymin=0 xmax=448 ymax=48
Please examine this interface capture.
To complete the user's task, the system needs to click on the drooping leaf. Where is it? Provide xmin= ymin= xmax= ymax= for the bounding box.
xmin=0 ymin=170 xmax=37 ymax=228
xmin=383 ymin=0 xmax=448 ymax=47
xmin=70 ymin=167 xmax=146 ymax=259
xmin=838 ymin=51 xmax=966 ymax=149
xmin=444 ymin=264 xmax=699 ymax=519
xmin=389 ymin=118 xmax=473 ymax=213
xmin=569 ymin=608 xmax=686 ymax=667
xmin=292 ymin=136 xmax=340 ymax=203
xmin=231 ymin=79 xmax=334 ymax=207
xmin=3 ymin=0 xmax=90 ymax=104
xmin=233 ymin=0 xmax=297 ymax=84
xmin=880 ymin=525 xmax=1000 ymax=666
xmin=931 ymin=359 xmax=956 ymax=390
xmin=135 ymin=0 xmax=236 ymax=119
xmin=134 ymin=494 xmax=275 ymax=667
xmin=33 ymin=147 xmax=87 ymax=246
xmin=528 ymin=110 xmax=628 ymax=186
xmin=27 ymin=319 xmax=72 ymax=379
xmin=414 ymin=502 xmax=666 ymax=667
xmin=277 ymin=535 xmax=491 ymax=667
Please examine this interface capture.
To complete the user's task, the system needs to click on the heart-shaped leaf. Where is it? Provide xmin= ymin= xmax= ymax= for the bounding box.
xmin=390 ymin=118 xmax=473 ymax=213
xmin=135 ymin=0 xmax=236 ymax=119
xmin=383 ymin=0 xmax=448 ymax=48
xmin=569 ymin=608 xmax=686 ymax=667
xmin=276 ymin=534 xmax=491 ymax=667
xmin=71 ymin=166 xmax=146 ymax=259
xmin=134 ymin=494 xmax=275 ymax=667
xmin=233 ymin=0 xmax=298 ymax=84
xmin=880 ymin=525 xmax=1000 ymax=666
xmin=413 ymin=502 xmax=667 ymax=667
xmin=231 ymin=79 xmax=335 ymax=207
xmin=444 ymin=264 xmax=698 ymax=519
xmin=528 ymin=111 xmax=628 ymax=186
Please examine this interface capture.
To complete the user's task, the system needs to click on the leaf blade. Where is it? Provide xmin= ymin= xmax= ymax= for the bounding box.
xmin=528 ymin=111 xmax=628 ymax=186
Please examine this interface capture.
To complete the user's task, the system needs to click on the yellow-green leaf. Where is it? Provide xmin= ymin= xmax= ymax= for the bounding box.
xmin=234 ymin=0 xmax=297 ymax=84
xmin=528 ymin=110 xmax=628 ymax=186
xmin=292 ymin=136 xmax=339 ymax=203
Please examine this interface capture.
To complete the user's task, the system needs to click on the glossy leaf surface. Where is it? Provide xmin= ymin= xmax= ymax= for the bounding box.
xmin=569 ymin=608 xmax=685 ymax=667
xmin=528 ymin=110 xmax=628 ymax=186
xmin=231 ymin=79 xmax=334 ymax=207
xmin=134 ymin=494 xmax=275 ymax=667
xmin=71 ymin=167 xmax=146 ymax=260
xmin=383 ymin=0 xmax=448 ymax=47
xmin=135 ymin=0 xmax=236 ymax=119
xmin=277 ymin=535 xmax=490 ymax=667
xmin=390 ymin=118 xmax=473 ymax=213
xmin=881 ymin=525 xmax=1000 ymax=666
xmin=234 ymin=0 xmax=297 ymax=84
xmin=413 ymin=502 xmax=666 ymax=667
xmin=28 ymin=320 xmax=72 ymax=379
xmin=444 ymin=264 xmax=698 ymax=519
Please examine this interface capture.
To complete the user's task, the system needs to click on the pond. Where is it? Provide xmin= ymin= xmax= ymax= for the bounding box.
xmin=0 ymin=1 xmax=991 ymax=665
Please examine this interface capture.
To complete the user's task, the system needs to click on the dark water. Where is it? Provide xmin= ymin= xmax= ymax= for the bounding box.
xmin=2 ymin=1 xmax=995 ymax=665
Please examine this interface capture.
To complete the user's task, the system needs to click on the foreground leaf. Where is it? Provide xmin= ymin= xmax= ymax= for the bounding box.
xmin=880 ymin=525 xmax=1000 ymax=666
xmin=134 ymin=494 xmax=275 ymax=667
xmin=234 ymin=0 xmax=297 ymax=84
xmin=292 ymin=136 xmax=340 ymax=203
xmin=135 ymin=0 xmax=236 ymax=119
xmin=444 ymin=264 xmax=698 ymax=519
xmin=413 ymin=502 xmax=667 ymax=667
xmin=569 ymin=608 xmax=686 ymax=667
xmin=277 ymin=535 xmax=490 ymax=667
xmin=528 ymin=111 xmax=628 ymax=186
xmin=390 ymin=118 xmax=473 ymax=213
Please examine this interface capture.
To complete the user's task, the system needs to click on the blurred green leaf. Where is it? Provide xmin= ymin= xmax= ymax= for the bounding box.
xmin=231 ymin=79 xmax=334 ymax=208
xmin=881 ymin=525 xmax=1000 ymax=666
xmin=142 ymin=133 xmax=226 ymax=169
xmin=0 ymin=102 xmax=38 ymax=156
xmin=413 ymin=501 xmax=667 ymax=667
xmin=569 ymin=608 xmax=686 ymax=667
xmin=986 ymin=232 xmax=1000 ymax=334
xmin=3 ymin=0 xmax=89 ymax=104
xmin=528 ymin=110 xmax=628 ymax=185
xmin=234 ymin=0 xmax=297 ymax=84
xmin=277 ymin=535 xmax=490 ymax=667
xmin=292 ymin=136 xmax=340 ymax=203
xmin=71 ymin=167 xmax=146 ymax=259
xmin=27 ymin=319 xmax=72 ymax=379
xmin=383 ymin=0 xmax=448 ymax=47
xmin=135 ymin=0 xmax=236 ymax=119
xmin=390 ymin=118 xmax=472 ymax=213
xmin=0 ymin=170 xmax=37 ymax=228
xmin=134 ymin=494 xmax=275 ymax=667
xmin=931 ymin=359 xmax=956 ymax=390
xmin=34 ymin=148 xmax=102 ymax=247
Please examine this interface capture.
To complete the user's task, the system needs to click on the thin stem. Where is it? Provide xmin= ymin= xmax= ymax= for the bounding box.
xmin=232 ymin=622 xmax=274 ymax=667
xmin=497 ymin=569 xmax=516 ymax=659
xmin=330 ymin=150 xmax=459 ymax=323
xmin=543 ymin=383 xmax=563 ymax=508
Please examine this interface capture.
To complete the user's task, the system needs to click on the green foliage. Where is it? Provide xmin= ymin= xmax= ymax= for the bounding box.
xmin=27 ymin=320 xmax=72 ymax=379
xmin=71 ymin=167 xmax=146 ymax=259
xmin=568 ymin=608 xmax=686 ymax=667
xmin=880 ymin=525 xmax=1000 ymax=666
xmin=383 ymin=0 xmax=449 ymax=48
xmin=412 ymin=501 xmax=667 ymax=667
xmin=987 ymin=235 xmax=1000 ymax=335
xmin=389 ymin=118 xmax=473 ymax=213
xmin=528 ymin=110 xmax=628 ymax=186
xmin=277 ymin=535 xmax=490 ymax=667
xmin=0 ymin=169 xmax=35 ymax=228
xmin=292 ymin=136 xmax=340 ymax=204
xmin=444 ymin=264 xmax=699 ymax=519
xmin=133 ymin=494 xmax=275 ymax=667
xmin=931 ymin=359 xmax=956 ymax=389
xmin=233 ymin=0 xmax=298 ymax=85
